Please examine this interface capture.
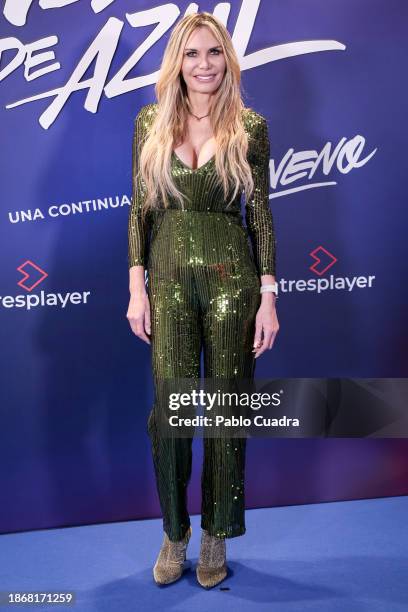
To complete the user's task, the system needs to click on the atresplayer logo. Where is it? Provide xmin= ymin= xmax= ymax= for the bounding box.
xmin=277 ymin=246 xmax=376 ymax=295
xmin=310 ymin=246 xmax=338 ymax=276
xmin=0 ymin=260 xmax=91 ymax=310
xmin=17 ymin=259 xmax=48 ymax=291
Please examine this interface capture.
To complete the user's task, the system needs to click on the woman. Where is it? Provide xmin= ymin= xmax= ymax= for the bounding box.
xmin=127 ymin=12 xmax=279 ymax=588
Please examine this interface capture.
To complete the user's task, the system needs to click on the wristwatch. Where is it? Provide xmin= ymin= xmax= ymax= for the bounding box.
xmin=260 ymin=283 xmax=278 ymax=295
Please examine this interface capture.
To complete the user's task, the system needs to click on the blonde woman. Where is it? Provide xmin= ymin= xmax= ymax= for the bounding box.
xmin=127 ymin=12 xmax=279 ymax=588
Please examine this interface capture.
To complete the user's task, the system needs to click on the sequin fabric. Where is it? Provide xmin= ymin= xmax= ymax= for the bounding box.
xmin=128 ymin=103 xmax=276 ymax=541
xmin=153 ymin=525 xmax=192 ymax=584
xmin=196 ymin=528 xmax=228 ymax=588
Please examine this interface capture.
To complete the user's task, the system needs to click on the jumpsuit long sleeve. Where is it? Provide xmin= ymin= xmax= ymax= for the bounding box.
xmin=128 ymin=105 xmax=276 ymax=275
xmin=128 ymin=103 xmax=277 ymax=541
xmin=128 ymin=111 xmax=151 ymax=268
xmin=244 ymin=115 xmax=276 ymax=277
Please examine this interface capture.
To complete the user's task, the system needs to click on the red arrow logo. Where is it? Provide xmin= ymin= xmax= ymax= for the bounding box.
xmin=17 ymin=260 xmax=48 ymax=292
xmin=309 ymin=246 xmax=338 ymax=276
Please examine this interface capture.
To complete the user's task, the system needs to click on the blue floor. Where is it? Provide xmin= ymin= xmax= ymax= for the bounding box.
xmin=1 ymin=496 xmax=407 ymax=611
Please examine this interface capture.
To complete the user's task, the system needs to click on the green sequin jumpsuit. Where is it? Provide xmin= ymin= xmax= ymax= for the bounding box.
xmin=128 ymin=103 xmax=276 ymax=541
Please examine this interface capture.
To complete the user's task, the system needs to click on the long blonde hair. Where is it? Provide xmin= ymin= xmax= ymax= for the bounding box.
xmin=137 ymin=12 xmax=255 ymax=219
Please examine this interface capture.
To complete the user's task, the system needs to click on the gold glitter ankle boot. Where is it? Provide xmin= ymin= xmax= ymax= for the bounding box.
xmin=196 ymin=529 xmax=228 ymax=588
xmin=153 ymin=526 xmax=192 ymax=585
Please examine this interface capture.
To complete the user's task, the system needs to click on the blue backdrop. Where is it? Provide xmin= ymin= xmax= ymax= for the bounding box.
xmin=1 ymin=0 xmax=407 ymax=534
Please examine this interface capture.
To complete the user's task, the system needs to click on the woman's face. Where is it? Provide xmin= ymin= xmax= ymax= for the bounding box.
xmin=180 ymin=26 xmax=226 ymax=95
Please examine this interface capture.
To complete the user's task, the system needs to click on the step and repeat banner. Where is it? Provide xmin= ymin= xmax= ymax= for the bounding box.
xmin=1 ymin=0 xmax=407 ymax=534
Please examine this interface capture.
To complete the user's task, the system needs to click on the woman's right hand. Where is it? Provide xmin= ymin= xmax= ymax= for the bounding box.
xmin=126 ymin=290 xmax=151 ymax=344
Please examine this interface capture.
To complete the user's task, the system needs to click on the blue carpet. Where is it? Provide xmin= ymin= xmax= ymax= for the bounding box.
xmin=1 ymin=496 xmax=407 ymax=611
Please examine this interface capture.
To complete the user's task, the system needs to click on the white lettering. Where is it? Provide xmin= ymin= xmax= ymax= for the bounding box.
xmin=3 ymin=1 xmax=345 ymax=128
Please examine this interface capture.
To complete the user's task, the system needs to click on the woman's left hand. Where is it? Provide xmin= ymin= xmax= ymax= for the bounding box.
xmin=252 ymin=294 xmax=279 ymax=358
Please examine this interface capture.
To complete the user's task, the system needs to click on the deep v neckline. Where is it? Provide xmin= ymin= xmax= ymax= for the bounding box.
xmin=172 ymin=150 xmax=215 ymax=172
xmin=172 ymin=135 xmax=216 ymax=172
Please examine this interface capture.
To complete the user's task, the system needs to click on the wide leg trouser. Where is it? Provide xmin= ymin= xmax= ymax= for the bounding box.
xmin=146 ymin=212 xmax=261 ymax=541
